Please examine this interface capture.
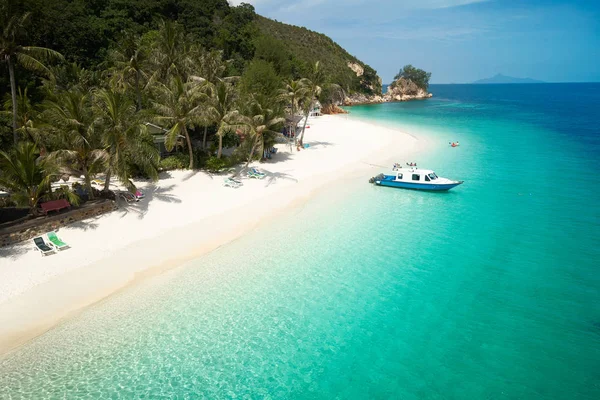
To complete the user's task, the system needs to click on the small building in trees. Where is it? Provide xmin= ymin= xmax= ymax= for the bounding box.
xmin=309 ymin=100 xmax=322 ymax=117
xmin=145 ymin=123 xmax=178 ymax=158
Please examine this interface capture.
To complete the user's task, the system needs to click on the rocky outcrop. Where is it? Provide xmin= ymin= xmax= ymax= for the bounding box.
xmin=343 ymin=77 xmax=432 ymax=106
xmin=321 ymin=104 xmax=348 ymax=115
xmin=347 ymin=62 xmax=364 ymax=77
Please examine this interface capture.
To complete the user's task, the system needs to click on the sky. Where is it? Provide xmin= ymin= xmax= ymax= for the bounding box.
xmin=230 ymin=0 xmax=600 ymax=83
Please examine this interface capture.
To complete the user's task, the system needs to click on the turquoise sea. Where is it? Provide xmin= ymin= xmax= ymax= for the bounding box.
xmin=1 ymin=83 xmax=599 ymax=399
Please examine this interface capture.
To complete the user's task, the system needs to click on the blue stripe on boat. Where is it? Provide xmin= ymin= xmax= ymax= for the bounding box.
xmin=375 ymin=175 xmax=463 ymax=191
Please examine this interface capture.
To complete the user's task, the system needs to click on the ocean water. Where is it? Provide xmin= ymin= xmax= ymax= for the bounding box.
xmin=1 ymin=83 xmax=600 ymax=399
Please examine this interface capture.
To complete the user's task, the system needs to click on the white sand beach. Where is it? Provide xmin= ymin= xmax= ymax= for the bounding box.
xmin=0 ymin=115 xmax=426 ymax=354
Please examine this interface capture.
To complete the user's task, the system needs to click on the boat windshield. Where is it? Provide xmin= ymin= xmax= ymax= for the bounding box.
xmin=428 ymin=173 xmax=438 ymax=180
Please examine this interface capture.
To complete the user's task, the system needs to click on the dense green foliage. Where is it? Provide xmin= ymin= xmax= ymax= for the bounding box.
xmin=256 ymin=16 xmax=381 ymax=96
xmin=0 ymin=0 xmax=384 ymax=215
xmin=159 ymin=154 xmax=190 ymax=171
xmin=1 ymin=0 xmax=382 ymax=151
xmin=393 ymin=65 xmax=432 ymax=90
xmin=0 ymin=1 xmax=378 ymax=100
xmin=240 ymin=59 xmax=281 ymax=98
xmin=204 ymin=156 xmax=229 ymax=173
xmin=0 ymin=141 xmax=55 ymax=211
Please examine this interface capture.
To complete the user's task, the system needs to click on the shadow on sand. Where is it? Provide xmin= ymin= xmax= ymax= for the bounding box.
xmin=117 ymin=184 xmax=181 ymax=219
xmin=68 ymin=218 xmax=101 ymax=231
xmin=264 ymin=171 xmax=298 ymax=187
xmin=305 ymin=141 xmax=335 ymax=149
xmin=0 ymin=244 xmax=29 ymax=260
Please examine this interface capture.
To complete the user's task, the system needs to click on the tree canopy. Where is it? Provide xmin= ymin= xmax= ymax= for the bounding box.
xmin=0 ymin=0 xmax=391 ymax=212
xmin=393 ymin=65 xmax=432 ymax=90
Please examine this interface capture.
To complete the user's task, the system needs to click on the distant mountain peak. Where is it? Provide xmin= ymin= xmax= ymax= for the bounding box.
xmin=472 ymin=74 xmax=545 ymax=84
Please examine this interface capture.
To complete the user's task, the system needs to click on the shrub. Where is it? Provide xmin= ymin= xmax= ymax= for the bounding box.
xmin=193 ymin=148 xmax=210 ymax=169
xmin=50 ymin=186 xmax=81 ymax=206
xmin=204 ymin=156 xmax=229 ymax=173
xmin=159 ymin=154 xmax=190 ymax=171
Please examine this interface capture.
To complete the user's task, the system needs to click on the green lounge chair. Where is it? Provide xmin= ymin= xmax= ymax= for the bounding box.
xmin=33 ymin=237 xmax=56 ymax=256
xmin=224 ymin=178 xmax=242 ymax=188
xmin=47 ymin=231 xmax=69 ymax=250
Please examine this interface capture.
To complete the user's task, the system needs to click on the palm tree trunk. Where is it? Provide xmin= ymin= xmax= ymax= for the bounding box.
xmin=235 ymin=135 xmax=260 ymax=177
xmin=135 ymin=70 xmax=142 ymax=111
xmin=104 ymin=169 xmax=112 ymax=192
xmin=245 ymin=135 xmax=260 ymax=168
xmin=217 ymin=131 xmax=223 ymax=159
xmin=8 ymin=56 xmax=18 ymax=145
xmin=202 ymin=125 xmax=208 ymax=149
xmin=83 ymin=167 xmax=94 ymax=200
xmin=291 ymin=102 xmax=296 ymax=145
xmin=299 ymin=107 xmax=310 ymax=147
xmin=183 ymin=126 xmax=194 ymax=169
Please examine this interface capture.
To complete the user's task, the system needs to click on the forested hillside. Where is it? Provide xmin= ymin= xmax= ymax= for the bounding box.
xmin=256 ymin=16 xmax=381 ymax=95
xmin=0 ymin=0 xmax=379 ymax=99
xmin=1 ymin=0 xmax=386 ymax=202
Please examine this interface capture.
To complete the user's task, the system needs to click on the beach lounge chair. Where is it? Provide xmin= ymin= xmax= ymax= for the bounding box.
xmin=118 ymin=191 xmax=138 ymax=203
xmin=33 ymin=236 xmax=56 ymax=256
xmin=248 ymin=168 xmax=266 ymax=179
xmin=46 ymin=231 xmax=69 ymax=250
xmin=224 ymin=178 xmax=242 ymax=188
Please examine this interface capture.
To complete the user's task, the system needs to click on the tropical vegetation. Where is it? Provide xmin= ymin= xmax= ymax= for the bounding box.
xmin=1 ymin=1 xmax=370 ymax=215
xmin=392 ymin=65 xmax=432 ymax=91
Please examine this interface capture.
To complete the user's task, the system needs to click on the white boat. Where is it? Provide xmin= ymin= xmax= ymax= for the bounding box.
xmin=373 ymin=166 xmax=463 ymax=191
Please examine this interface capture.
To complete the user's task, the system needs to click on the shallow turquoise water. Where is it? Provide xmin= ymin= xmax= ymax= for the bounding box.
xmin=1 ymin=84 xmax=599 ymax=399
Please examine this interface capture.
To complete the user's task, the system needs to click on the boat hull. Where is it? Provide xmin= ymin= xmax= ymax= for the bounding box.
xmin=375 ymin=179 xmax=463 ymax=191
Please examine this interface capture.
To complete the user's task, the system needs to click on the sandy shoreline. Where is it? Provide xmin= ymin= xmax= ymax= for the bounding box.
xmin=0 ymin=114 xmax=428 ymax=356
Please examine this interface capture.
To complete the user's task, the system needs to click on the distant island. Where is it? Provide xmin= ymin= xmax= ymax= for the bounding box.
xmin=472 ymin=74 xmax=545 ymax=84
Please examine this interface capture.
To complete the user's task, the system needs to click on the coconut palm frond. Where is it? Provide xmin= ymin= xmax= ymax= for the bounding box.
xmin=0 ymin=142 xmax=56 ymax=211
xmin=22 ymin=46 xmax=64 ymax=62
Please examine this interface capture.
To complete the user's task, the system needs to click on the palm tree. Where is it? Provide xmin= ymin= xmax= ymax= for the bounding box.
xmin=189 ymin=49 xmax=236 ymax=151
xmin=43 ymin=90 xmax=106 ymax=199
xmin=107 ymin=31 xmax=149 ymax=111
xmin=41 ymin=62 xmax=101 ymax=96
xmin=278 ymin=79 xmax=309 ymax=143
xmin=93 ymin=89 xmax=159 ymax=191
xmin=192 ymin=49 xmax=230 ymax=84
xmin=2 ymin=87 xmax=40 ymax=144
xmin=237 ymin=95 xmax=285 ymax=172
xmin=297 ymin=61 xmax=325 ymax=147
xmin=147 ymin=20 xmax=192 ymax=84
xmin=204 ymin=80 xmax=239 ymax=159
xmin=0 ymin=12 xmax=64 ymax=144
xmin=0 ymin=142 xmax=55 ymax=213
xmin=150 ymin=77 xmax=205 ymax=169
